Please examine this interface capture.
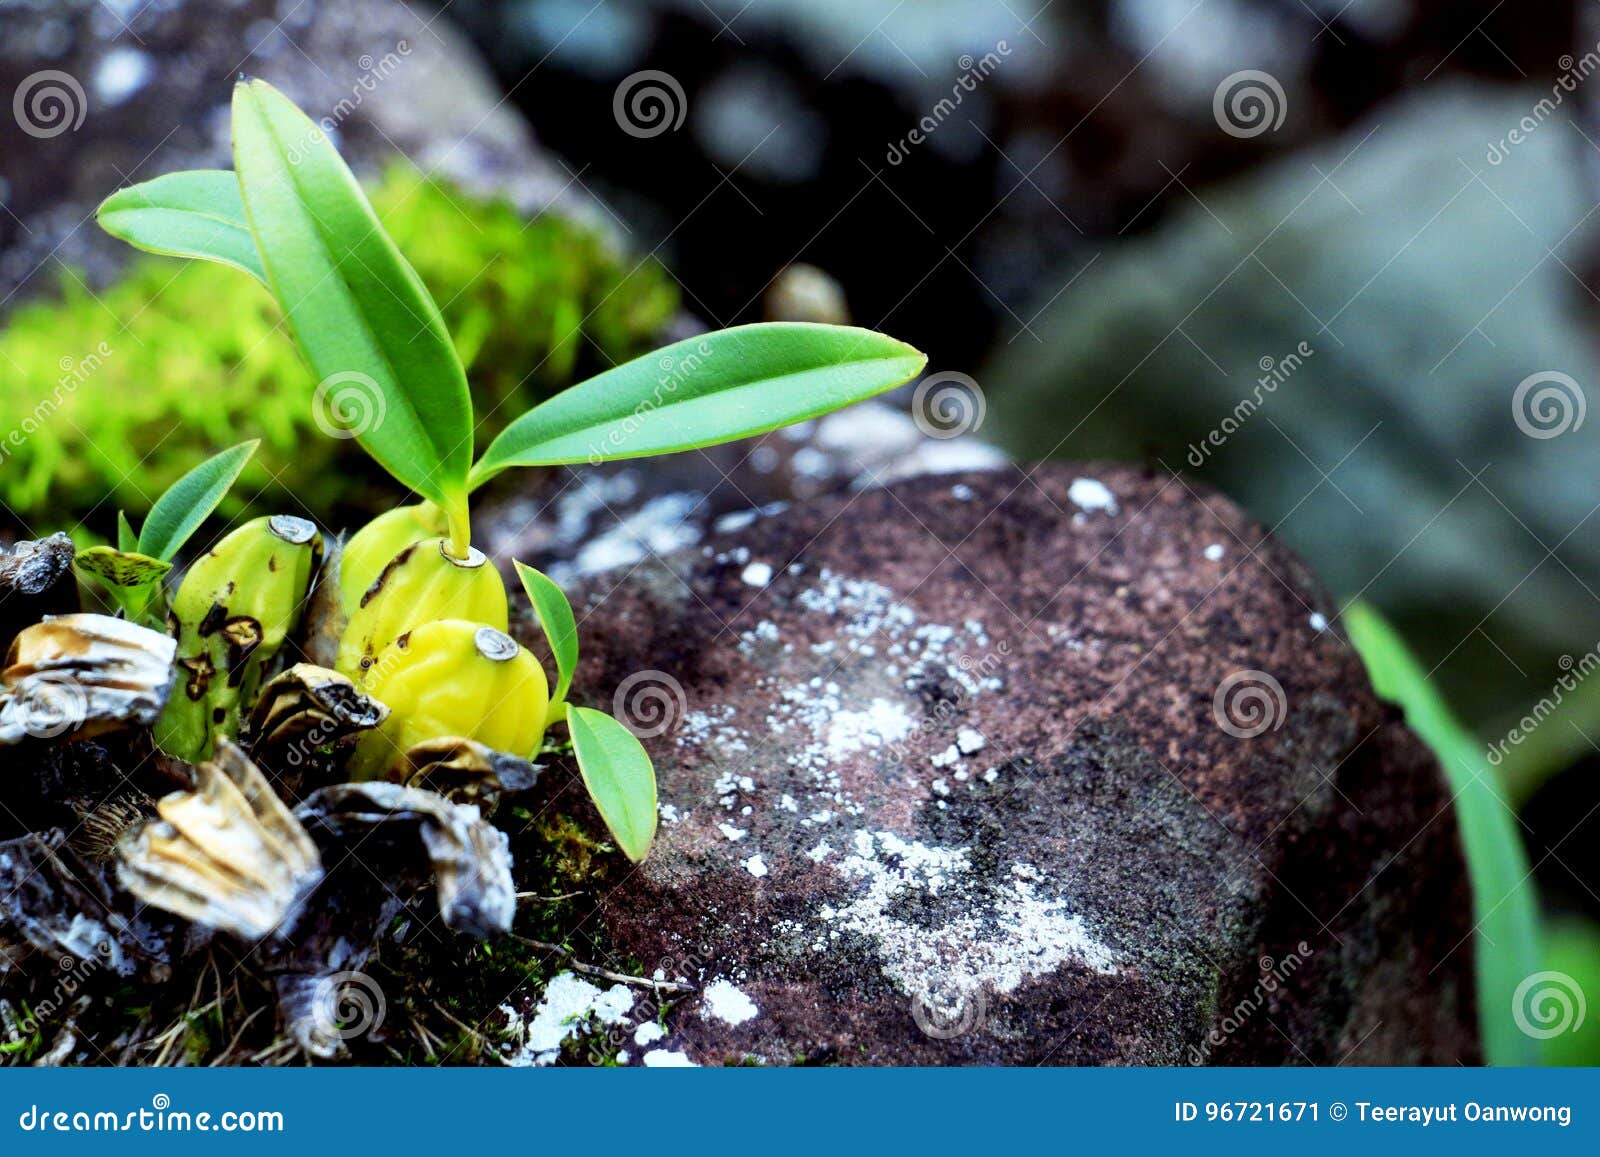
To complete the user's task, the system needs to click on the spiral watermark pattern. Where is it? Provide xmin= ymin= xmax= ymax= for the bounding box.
xmin=1511 ymin=371 xmax=1586 ymax=439
xmin=309 ymin=970 xmax=387 ymax=1046
xmin=1 ymin=672 xmax=88 ymax=740
xmin=1212 ymin=70 xmax=1287 ymax=139
xmin=912 ymin=371 xmax=986 ymax=439
xmin=312 ymin=371 xmax=387 ymax=440
xmin=1212 ymin=669 xmax=1287 ymax=738
xmin=910 ymin=986 xmax=987 ymax=1040
xmin=613 ymin=70 xmax=688 ymax=139
xmin=613 ymin=670 xmax=687 ymax=738
xmin=1512 ymin=970 xmax=1586 ymax=1039
xmin=13 ymin=70 xmax=87 ymax=139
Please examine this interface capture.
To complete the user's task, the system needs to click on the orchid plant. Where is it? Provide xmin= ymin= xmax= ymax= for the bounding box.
xmin=85 ymin=78 xmax=927 ymax=862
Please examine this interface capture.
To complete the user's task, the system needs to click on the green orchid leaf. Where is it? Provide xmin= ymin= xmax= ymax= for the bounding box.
xmin=138 ymin=440 xmax=258 ymax=562
xmin=516 ymin=561 xmax=579 ymax=706
xmin=74 ymin=545 xmax=172 ymax=588
xmin=116 ymin=510 xmax=139 ymax=555
xmin=231 ymin=78 xmax=474 ymax=532
xmin=566 ymin=706 xmax=658 ymax=863
xmin=96 ymin=170 xmax=268 ymax=285
xmin=1346 ymin=600 xmax=1544 ymax=1066
xmin=470 ymin=323 xmax=927 ymax=487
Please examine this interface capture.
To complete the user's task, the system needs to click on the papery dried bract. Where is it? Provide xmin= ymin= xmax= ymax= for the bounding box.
xmin=382 ymin=735 xmax=540 ymax=819
xmin=115 ymin=740 xmax=323 ymax=940
xmin=295 ymin=782 xmax=514 ymax=937
xmin=0 ymin=614 xmax=176 ymax=745
xmin=246 ymin=664 xmax=388 ymax=790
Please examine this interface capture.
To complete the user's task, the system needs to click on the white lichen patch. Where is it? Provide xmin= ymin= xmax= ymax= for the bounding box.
xmin=1309 ymin=612 xmax=1328 ymax=632
xmin=642 ymin=1048 xmax=697 ymax=1067
xmin=825 ymin=698 xmax=915 ymax=760
xmin=702 ymin=979 xmax=760 ymax=1026
xmin=1204 ymin=543 xmax=1225 ymax=562
xmin=743 ymin=853 xmax=769 ymax=878
xmin=1067 ymin=477 xmax=1119 ymax=515
xmin=818 ymin=832 xmax=1119 ymax=1007
xmin=635 ymin=1021 xmax=665 ymax=1046
xmin=741 ymin=561 xmax=774 ymax=587
xmin=504 ymin=972 xmax=635 ymax=1067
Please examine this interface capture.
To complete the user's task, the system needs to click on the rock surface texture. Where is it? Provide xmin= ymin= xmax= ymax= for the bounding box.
xmin=531 ymin=463 xmax=1477 ymax=1065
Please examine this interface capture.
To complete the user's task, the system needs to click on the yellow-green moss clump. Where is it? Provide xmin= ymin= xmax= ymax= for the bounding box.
xmin=0 ymin=165 xmax=677 ymax=532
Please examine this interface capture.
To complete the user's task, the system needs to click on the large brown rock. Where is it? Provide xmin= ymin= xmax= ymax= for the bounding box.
xmin=529 ymin=462 xmax=1477 ymax=1065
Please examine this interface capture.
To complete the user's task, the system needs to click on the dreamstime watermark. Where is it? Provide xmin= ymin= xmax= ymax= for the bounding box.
xmin=1186 ymin=943 xmax=1313 ymax=1063
xmin=1487 ymin=44 xmax=1600 ymax=164
xmin=0 ymin=671 xmax=88 ymax=742
xmin=613 ymin=670 xmax=688 ymax=739
xmin=1512 ymin=970 xmax=1586 ymax=1040
xmin=912 ymin=371 xmax=986 ymax=439
xmin=1213 ymin=70 xmax=1287 ymax=139
xmin=1511 ymin=370 xmax=1585 ymax=439
xmin=283 ymin=42 xmax=413 ymax=165
xmin=613 ymin=70 xmax=687 ymax=139
xmin=910 ymin=983 xmax=988 ymax=1040
xmin=16 ymin=1095 xmax=283 ymax=1134
xmin=13 ymin=70 xmax=87 ymax=138
xmin=1487 ymin=643 xmax=1600 ymax=766
xmin=586 ymin=339 xmax=712 ymax=462
xmin=885 ymin=43 xmax=1012 ymax=165
xmin=1212 ymin=669 xmax=1287 ymax=738
xmin=306 ymin=970 xmax=386 ymax=1049
xmin=0 ymin=342 xmax=114 ymax=465
xmin=3 ymin=941 xmax=115 ymax=1045
xmin=312 ymin=370 xmax=387 ymax=439
xmin=1186 ymin=341 xmax=1313 ymax=466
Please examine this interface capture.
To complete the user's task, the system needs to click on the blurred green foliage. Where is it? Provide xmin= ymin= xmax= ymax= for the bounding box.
xmin=1542 ymin=917 xmax=1600 ymax=1066
xmin=0 ymin=164 xmax=677 ymax=533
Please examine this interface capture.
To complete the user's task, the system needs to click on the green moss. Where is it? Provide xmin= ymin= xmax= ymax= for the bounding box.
xmin=0 ymin=163 xmax=677 ymax=533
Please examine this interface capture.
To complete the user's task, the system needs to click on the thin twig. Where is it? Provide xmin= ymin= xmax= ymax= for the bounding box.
xmin=507 ymin=935 xmax=696 ymax=994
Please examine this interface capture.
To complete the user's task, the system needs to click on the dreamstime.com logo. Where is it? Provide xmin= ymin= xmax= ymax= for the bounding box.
xmin=1511 ymin=370 xmax=1585 ymax=439
xmin=1212 ymin=669 xmax=1287 ymax=738
xmin=912 ymin=371 xmax=986 ymax=439
xmin=613 ymin=670 xmax=687 ymax=738
xmin=13 ymin=69 xmax=87 ymax=138
xmin=613 ymin=70 xmax=687 ymax=138
xmin=17 ymin=1095 xmax=284 ymax=1134
xmin=1213 ymin=70 xmax=1287 ymax=139
xmin=1512 ymin=971 xmax=1587 ymax=1040
xmin=313 ymin=371 xmax=387 ymax=439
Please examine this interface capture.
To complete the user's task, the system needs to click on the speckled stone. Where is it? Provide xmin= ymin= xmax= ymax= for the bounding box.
xmin=531 ymin=463 xmax=1478 ymax=1065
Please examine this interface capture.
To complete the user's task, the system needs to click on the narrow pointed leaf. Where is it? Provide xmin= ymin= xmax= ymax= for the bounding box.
xmin=75 ymin=545 xmax=172 ymax=588
xmin=138 ymin=440 xmax=258 ymax=562
xmin=116 ymin=510 xmax=139 ymax=555
xmin=516 ymin=561 xmax=578 ymax=705
xmin=231 ymin=78 xmax=474 ymax=512
xmin=470 ymin=323 xmax=927 ymax=487
xmin=566 ymin=706 xmax=658 ymax=863
xmin=96 ymin=170 xmax=267 ymax=285
xmin=1345 ymin=601 xmax=1543 ymax=1066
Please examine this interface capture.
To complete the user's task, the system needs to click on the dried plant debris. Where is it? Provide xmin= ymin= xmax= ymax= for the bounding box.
xmin=245 ymin=664 xmax=388 ymax=793
xmin=0 ymin=614 xmax=176 ymax=745
xmin=296 ymin=783 xmax=515 ymax=938
xmin=0 ymin=535 xmax=78 ymax=655
xmin=382 ymin=736 xmax=540 ymax=819
xmin=115 ymin=741 xmax=324 ymax=942
xmin=0 ymin=830 xmax=168 ymax=979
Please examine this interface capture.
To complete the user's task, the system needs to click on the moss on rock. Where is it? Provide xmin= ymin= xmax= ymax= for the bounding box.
xmin=0 ymin=164 xmax=677 ymax=534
